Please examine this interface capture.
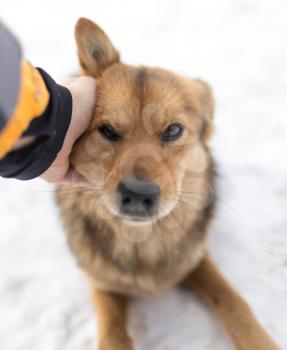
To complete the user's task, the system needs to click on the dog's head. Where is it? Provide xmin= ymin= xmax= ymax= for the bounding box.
xmin=71 ymin=18 xmax=214 ymax=224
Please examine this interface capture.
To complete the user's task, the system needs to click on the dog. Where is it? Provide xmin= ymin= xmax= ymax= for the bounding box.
xmin=56 ymin=18 xmax=278 ymax=350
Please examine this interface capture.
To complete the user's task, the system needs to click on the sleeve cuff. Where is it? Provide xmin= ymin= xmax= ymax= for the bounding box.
xmin=0 ymin=69 xmax=72 ymax=180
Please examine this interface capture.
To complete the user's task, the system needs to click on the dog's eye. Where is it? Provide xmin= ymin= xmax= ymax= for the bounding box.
xmin=161 ymin=123 xmax=184 ymax=143
xmin=98 ymin=124 xmax=120 ymax=142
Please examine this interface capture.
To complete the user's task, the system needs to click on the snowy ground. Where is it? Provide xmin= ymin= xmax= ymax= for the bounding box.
xmin=1 ymin=1 xmax=287 ymax=349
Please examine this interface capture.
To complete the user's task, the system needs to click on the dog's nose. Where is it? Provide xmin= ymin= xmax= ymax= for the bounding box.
xmin=117 ymin=180 xmax=160 ymax=218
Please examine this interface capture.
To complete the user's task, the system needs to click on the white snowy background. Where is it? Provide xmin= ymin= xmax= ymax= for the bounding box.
xmin=1 ymin=0 xmax=287 ymax=349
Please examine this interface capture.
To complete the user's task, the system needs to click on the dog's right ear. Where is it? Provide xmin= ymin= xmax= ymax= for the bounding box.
xmin=75 ymin=18 xmax=120 ymax=77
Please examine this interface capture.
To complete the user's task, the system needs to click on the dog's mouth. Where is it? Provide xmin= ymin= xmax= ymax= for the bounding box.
xmin=104 ymin=196 xmax=177 ymax=225
xmin=103 ymin=202 xmax=160 ymax=224
xmin=118 ymin=204 xmax=159 ymax=223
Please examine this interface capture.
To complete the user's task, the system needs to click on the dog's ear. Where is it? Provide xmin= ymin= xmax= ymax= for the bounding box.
xmin=189 ymin=79 xmax=214 ymax=140
xmin=75 ymin=18 xmax=120 ymax=77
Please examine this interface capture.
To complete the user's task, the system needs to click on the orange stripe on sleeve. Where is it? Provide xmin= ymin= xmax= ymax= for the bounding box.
xmin=0 ymin=60 xmax=50 ymax=159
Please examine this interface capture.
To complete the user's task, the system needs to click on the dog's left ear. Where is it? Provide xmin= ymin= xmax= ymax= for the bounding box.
xmin=75 ymin=17 xmax=120 ymax=77
xmin=189 ymin=79 xmax=214 ymax=140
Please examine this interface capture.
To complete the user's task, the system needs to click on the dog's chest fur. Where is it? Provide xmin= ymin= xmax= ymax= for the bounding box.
xmin=56 ymin=185 xmax=215 ymax=297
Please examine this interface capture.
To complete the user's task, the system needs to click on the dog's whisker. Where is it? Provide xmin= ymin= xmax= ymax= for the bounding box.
xmin=57 ymin=186 xmax=103 ymax=191
xmin=52 ymin=191 xmax=95 ymax=200
xmin=33 ymin=187 xmax=103 ymax=194
xmin=179 ymin=193 xmax=208 ymax=199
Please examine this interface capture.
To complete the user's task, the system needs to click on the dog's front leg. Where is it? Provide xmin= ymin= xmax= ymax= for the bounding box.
xmin=89 ymin=288 xmax=133 ymax=350
xmin=181 ymin=252 xmax=278 ymax=350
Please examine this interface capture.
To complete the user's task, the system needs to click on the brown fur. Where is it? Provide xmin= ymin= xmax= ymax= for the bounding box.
xmin=56 ymin=17 xmax=278 ymax=349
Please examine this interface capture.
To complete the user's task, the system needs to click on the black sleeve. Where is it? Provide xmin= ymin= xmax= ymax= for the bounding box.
xmin=0 ymin=69 xmax=72 ymax=180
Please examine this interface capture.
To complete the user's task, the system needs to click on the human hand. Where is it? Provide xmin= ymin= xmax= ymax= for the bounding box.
xmin=41 ymin=76 xmax=96 ymax=185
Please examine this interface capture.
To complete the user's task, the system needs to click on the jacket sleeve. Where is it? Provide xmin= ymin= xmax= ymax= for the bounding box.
xmin=0 ymin=22 xmax=22 ymax=131
xmin=0 ymin=23 xmax=72 ymax=180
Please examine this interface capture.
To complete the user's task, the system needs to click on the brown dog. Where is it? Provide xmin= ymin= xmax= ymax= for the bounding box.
xmin=56 ymin=18 xmax=278 ymax=350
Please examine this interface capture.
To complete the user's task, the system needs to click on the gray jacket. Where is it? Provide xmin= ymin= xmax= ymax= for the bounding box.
xmin=0 ymin=22 xmax=22 ymax=130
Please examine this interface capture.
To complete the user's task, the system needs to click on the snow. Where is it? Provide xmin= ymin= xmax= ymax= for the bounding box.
xmin=1 ymin=0 xmax=287 ymax=349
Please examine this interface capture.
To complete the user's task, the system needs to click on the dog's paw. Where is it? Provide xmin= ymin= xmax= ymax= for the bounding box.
xmin=99 ymin=334 xmax=133 ymax=350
